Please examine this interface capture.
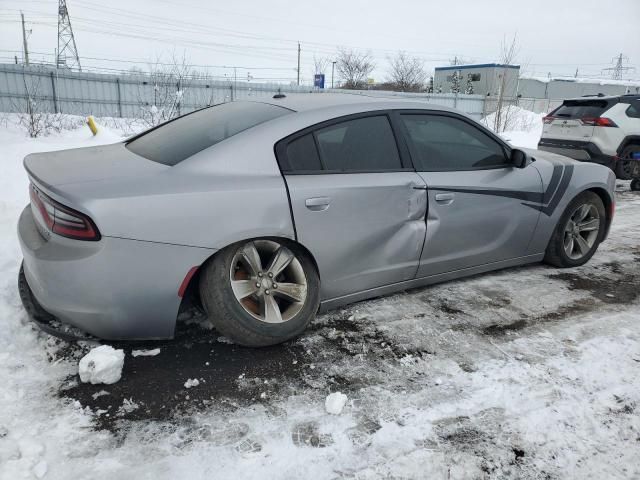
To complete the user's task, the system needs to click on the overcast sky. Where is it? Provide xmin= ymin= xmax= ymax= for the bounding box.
xmin=1 ymin=0 xmax=639 ymax=84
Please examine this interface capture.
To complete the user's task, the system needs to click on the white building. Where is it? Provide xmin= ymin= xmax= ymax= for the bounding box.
xmin=433 ymin=63 xmax=520 ymax=97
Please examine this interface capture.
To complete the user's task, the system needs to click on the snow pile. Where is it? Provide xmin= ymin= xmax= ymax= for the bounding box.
xmin=131 ymin=348 xmax=161 ymax=357
xmin=78 ymin=345 xmax=125 ymax=385
xmin=484 ymin=106 xmax=544 ymax=149
xmin=184 ymin=378 xmax=200 ymax=388
xmin=325 ymin=392 xmax=348 ymax=415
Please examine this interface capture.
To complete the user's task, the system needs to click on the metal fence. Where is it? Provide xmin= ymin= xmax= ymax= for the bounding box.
xmin=0 ymin=63 xmax=493 ymax=121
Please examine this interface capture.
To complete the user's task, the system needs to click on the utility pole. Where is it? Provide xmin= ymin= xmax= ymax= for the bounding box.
xmin=57 ymin=0 xmax=81 ymax=70
xmin=331 ymin=60 xmax=336 ymax=89
xmin=297 ymin=42 xmax=301 ymax=86
xmin=20 ymin=12 xmax=29 ymax=65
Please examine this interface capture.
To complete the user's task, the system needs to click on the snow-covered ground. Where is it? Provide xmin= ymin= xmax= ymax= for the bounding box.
xmin=0 ymin=113 xmax=639 ymax=480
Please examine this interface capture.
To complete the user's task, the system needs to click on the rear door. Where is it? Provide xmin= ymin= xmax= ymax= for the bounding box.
xmin=276 ymin=113 xmax=427 ymax=300
xmin=398 ymin=112 xmax=543 ymax=277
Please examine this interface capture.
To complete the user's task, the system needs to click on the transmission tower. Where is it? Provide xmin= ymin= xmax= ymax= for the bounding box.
xmin=602 ymin=53 xmax=634 ymax=80
xmin=57 ymin=0 xmax=81 ymax=70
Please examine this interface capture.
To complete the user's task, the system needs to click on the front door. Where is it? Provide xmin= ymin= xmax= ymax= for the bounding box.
xmin=277 ymin=114 xmax=427 ymax=300
xmin=398 ymin=112 xmax=543 ymax=277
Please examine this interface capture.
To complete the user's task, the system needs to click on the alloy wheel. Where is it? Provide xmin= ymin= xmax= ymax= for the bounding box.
xmin=563 ymin=203 xmax=600 ymax=260
xmin=229 ymin=240 xmax=308 ymax=324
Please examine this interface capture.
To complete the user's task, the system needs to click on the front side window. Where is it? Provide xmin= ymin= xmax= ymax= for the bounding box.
xmin=401 ymin=114 xmax=507 ymax=171
xmin=314 ymin=115 xmax=402 ymax=171
xmin=127 ymin=101 xmax=291 ymax=166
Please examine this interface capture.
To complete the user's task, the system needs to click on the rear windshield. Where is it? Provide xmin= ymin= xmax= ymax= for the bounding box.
xmin=126 ymin=102 xmax=291 ymax=166
xmin=552 ymin=100 xmax=610 ymax=119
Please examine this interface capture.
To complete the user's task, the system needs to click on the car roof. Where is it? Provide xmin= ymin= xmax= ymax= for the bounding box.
xmin=253 ymin=92 xmax=459 ymax=114
xmin=564 ymin=94 xmax=640 ymax=102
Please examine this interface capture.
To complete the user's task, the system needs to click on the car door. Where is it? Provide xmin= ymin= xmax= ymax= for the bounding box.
xmin=276 ymin=113 xmax=427 ymax=300
xmin=398 ymin=112 xmax=543 ymax=277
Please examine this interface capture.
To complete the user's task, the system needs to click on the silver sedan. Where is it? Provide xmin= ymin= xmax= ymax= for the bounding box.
xmin=18 ymin=94 xmax=616 ymax=346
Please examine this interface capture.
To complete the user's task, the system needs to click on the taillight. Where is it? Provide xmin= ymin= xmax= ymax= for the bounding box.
xmin=580 ymin=117 xmax=618 ymax=127
xmin=542 ymin=116 xmax=555 ymax=124
xmin=29 ymin=184 xmax=101 ymax=241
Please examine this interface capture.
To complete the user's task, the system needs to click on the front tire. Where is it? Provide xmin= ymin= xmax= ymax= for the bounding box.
xmin=544 ymin=191 xmax=606 ymax=268
xmin=631 ymin=178 xmax=640 ymax=192
xmin=199 ymin=239 xmax=320 ymax=347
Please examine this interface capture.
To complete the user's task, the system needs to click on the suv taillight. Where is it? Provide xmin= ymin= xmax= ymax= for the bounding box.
xmin=29 ymin=184 xmax=101 ymax=241
xmin=580 ymin=117 xmax=618 ymax=127
xmin=542 ymin=116 xmax=555 ymax=124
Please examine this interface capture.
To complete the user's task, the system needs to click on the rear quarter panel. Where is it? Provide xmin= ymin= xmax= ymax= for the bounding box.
xmin=59 ymin=129 xmax=296 ymax=250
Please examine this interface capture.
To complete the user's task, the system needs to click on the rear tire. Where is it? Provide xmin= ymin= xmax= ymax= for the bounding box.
xmin=631 ymin=178 xmax=640 ymax=192
xmin=616 ymin=145 xmax=640 ymax=180
xmin=199 ymin=238 xmax=320 ymax=347
xmin=544 ymin=191 xmax=606 ymax=268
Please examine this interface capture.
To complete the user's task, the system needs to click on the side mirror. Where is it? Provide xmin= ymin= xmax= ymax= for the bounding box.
xmin=510 ymin=149 xmax=530 ymax=169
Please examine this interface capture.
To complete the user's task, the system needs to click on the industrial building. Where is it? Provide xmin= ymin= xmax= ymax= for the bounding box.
xmin=434 ymin=63 xmax=640 ymax=102
xmin=434 ymin=63 xmax=520 ymax=97
xmin=517 ymin=76 xmax=640 ymax=99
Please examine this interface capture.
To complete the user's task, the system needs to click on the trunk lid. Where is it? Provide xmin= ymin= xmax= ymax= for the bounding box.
xmin=23 ymin=142 xmax=168 ymax=188
xmin=542 ymin=98 xmax=615 ymax=141
xmin=544 ymin=117 xmax=593 ymax=141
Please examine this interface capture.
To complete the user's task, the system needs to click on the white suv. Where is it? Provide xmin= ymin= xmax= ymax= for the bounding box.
xmin=538 ymin=94 xmax=640 ymax=190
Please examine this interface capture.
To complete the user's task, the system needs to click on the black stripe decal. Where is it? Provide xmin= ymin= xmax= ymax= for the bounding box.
xmin=433 ymin=164 xmax=571 ymax=217
xmin=523 ymin=165 xmax=573 ymax=216
xmin=541 ymin=164 xmax=563 ymax=204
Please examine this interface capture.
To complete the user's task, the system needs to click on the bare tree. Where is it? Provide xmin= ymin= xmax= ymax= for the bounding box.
xmin=13 ymin=66 xmax=76 ymax=137
xmin=335 ymin=48 xmax=375 ymax=89
xmin=492 ymin=35 xmax=520 ymax=132
xmin=386 ymin=51 xmax=427 ymax=92
xmin=138 ymin=53 xmax=191 ymax=127
xmin=312 ymin=55 xmax=330 ymax=76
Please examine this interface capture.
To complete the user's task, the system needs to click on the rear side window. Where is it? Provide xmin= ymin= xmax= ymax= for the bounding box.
xmin=286 ymin=134 xmax=322 ymax=171
xmin=626 ymin=101 xmax=640 ymax=119
xmin=552 ymin=100 xmax=610 ymax=119
xmin=314 ymin=115 xmax=402 ymax=171
xmin=126 ymin=102 xmax=290 ymax=166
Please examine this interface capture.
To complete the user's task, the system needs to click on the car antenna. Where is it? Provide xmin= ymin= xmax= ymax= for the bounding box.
xmin=273 ymin=88 xmax=286 ymax=99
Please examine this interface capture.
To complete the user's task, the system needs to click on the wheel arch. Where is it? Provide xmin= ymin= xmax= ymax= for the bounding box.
xmin=616 ymin=136 xmax=640 ymax=155
xmin=176 ymin=236 xmax=321 ymax=315
xmin=584 ymin=186 xmax=614 ymax=239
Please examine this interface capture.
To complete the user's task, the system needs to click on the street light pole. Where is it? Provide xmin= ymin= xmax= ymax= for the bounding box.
xmin=331 ymin=61 xmax=336 ymax=89
xmin=297 ymin=42 xmax=301 ymax=86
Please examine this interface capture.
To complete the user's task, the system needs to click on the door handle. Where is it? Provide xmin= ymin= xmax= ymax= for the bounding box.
xmin=435 ymin=192 xmax=455 ymax=204
xmin=305 ymin=197 xmax=331 ymax=211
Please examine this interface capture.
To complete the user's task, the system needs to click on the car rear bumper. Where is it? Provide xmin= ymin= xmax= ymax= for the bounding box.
xmin=538 ymin=138 xmax=617 ymax=170
xmin=17 ymin=205 xmax=213 ymax=340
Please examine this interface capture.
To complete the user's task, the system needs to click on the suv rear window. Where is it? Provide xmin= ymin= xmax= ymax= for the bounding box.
xmin=552 ymin=100 xmax=610 ymax=119
xmin=126 ymin=102 xmax=291 ymax=166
